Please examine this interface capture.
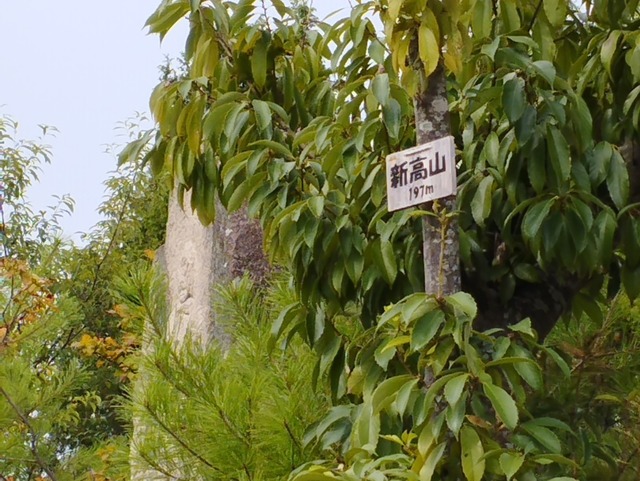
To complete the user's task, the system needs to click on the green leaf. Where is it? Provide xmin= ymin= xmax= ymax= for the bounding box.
xmin=503 ymin=77 xmax=526 ymax=122
xmin=513 ymin=263 xmax=541 ymax=283
xmin=387 ymin=0 xmax=404 ymax=28
xmin=471 ymin=176 xmax=494 ymax=226
xmin=547 ymin=126 xmax=571 ymax=182
xmin=543 ymin=346 xmax=571 ymax=378
xmin=607 ymin=149 xmax=630 ymax=209
xmin=375 ymin=338 xmax=397 ymax=370
xmin=411 ymin=310 xmax=446 ymax=351
xmin=395 ymin=378 xmax=419 ymax=415
xmin=484 ymin=132 xmax=499 ymax=166
xmin=624 ymin=85 xmax=640 ymax=116
xmin=516 ymin=105 xmax=537 ymax=145
xmin=601 ymin=30 xmax=622 ymax=78
xmin=419 ymin=442 xmax=446 ymax=481
xmin=521 ymin=423 xmax=561 ymax=453
xmin=292 ymin=472 xmax=339 ymax=481
xmin=252 ymin=99 xmax=272 ymax=133
xmin=481 ymin=36 xmax=500 ymax=60
xmin=422 ymin=372 xmax=463 ymax=409
xmin=446 ymin=292 xmax=478 ymax=319
xmin=382 ymin=98 xmax=402 ymax=140
xmin=569 ymin=93 xmax=593 ymax=150
xmin=270 ymin=302 xmax=301 ymax=348
xmin=588 ymin=142 xmax=612 ymax=186
xmin=509 ymin=318 xmax=534 ymax=337
xmin=622 ymin=264 xmax=640 ymax=300
xmin=444 ymin=373 xmax=469 ymax=407
xmin=472 ymin=0 xmax=492 ymax=39
xmin=483 ymin=382 xmax=518 ymax=430
xmin=460 ymin=425 xmax=485 ymax=481
xmin=369 ymin=39 xmax=387 ymax=65
xmin=532 ymin=60 xmax=556 ymax=85
xmin=485 ymin=357 xmax=539 ymax=369
xmin=271 ymin=0 xmax=286 ymax=16
xmin=446 ymin=393 xmax=467 ymax=437
xmin=186 ymin=94 xmax=206 ymax=154
xmin=499 ymin=452 xmax=524 ymax=480
xmin=249 ymin=140 xmax=294 ymax=159
xmin=227 ymin=172 xmax=266 ymax=212
xmin=251 ymin=34 xmax=269 ymax=88
xmin=501 ymin=0 xmax=521 ymax=32
xmin=522 ymin=198 xmax=554 ymax=242
xmin=146 ymin=2 xmax=190 ymax=39
xmin=117 ymin=130 xmax=153 ymax=167
xmin=381 ymin=335 xmax=411 ymax=353
xmin=376 ymin=240 xmax=398 ymax=285
xmin=543 ymin=0 xmax=567 ymax=26
xmin=372 ymin=73 xmax=390 ymax=107
xmin=371 ymin=374 xmax=415 ymax=414
xmin=532 ymin=454 xmax=578 ymax=468
xmin=400 ymin=293 xmax=435 ymax=325
xmin=510 ymin=346 xmax=543 ymax=390
xmin=307 ymin=196 xmax=324 ymax=218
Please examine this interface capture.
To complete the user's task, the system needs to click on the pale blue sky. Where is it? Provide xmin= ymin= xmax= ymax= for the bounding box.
xmin=0 ymin=1 xmax=346 ymax=241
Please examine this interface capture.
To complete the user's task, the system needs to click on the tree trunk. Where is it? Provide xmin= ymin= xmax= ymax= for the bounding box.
xmin=414 ymin=67 xmax=461 ymax=297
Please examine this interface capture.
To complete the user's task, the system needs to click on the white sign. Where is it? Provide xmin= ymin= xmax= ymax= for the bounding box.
xmin=386 ymin=136 xmax=456 ymax=212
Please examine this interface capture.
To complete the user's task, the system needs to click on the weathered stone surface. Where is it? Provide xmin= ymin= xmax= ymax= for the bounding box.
xmin=160 ymin=189 xmax=269 ymax=345
xmin=131 ymin=187 xmax=269 ymax=480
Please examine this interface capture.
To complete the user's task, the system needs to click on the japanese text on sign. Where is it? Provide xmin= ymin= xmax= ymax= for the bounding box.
xmin=386 ymin=136 xmax=456 ymax=212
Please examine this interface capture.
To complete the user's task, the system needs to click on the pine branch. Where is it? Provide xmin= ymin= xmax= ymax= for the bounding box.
xmin=135 ymin=448 xmax=181 ymax=480
xmin=0 ymin=385 xmax=58 ymax=481
xmin=151 ymin=347 xmax=250 ymax=446
xmin=284 ymin=420 xmax=303 ymax=451
xmin=142 ymin=400 xmax=223 ymax=474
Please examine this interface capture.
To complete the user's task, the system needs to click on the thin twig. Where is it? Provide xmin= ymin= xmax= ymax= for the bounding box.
xmin=143 ymin=401 xmax=223 ymax=473
xmin=0 ymin=385 xmax=59 ymax=481
xmin=527 ymin=0 xmax=544 ymax=32
xmin=136 ymin=448 xmax=181 ymax=480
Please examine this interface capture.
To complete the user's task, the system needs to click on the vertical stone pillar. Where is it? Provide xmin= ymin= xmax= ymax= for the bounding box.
xmin=131 ymin=187 xmax=269 ymax=479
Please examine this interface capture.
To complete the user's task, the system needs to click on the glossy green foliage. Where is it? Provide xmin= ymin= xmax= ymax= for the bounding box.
xmin=135 ymin=1 xmax=640 ymax=479
xmin=144 ymin=0 xmax=430 ymax=354
xmin=140 ymin=0 xmax=640 ymax=342
xmin=292 ymin=293 xmax=578 ymax=481
xmin=134 ymin=0 xmax=640 ymax=481
xmin=449 ymin=0 xmax=640 ymax=312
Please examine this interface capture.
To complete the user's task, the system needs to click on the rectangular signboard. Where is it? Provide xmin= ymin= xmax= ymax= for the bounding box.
xmin=386 ymin=135 xmax=456 ymax=212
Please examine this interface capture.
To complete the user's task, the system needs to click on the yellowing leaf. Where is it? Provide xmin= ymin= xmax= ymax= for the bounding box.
xmin=386 ymin=0 xmax=405 ymax=41
xmin=461 ymin=425 xmax=485 ymax=481
xmin=418 ymin=21 xmax=440 ymax=77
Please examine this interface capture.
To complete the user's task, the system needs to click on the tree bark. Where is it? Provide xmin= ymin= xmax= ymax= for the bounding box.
xmin=414 ymin=67 xmax=461 ymax=297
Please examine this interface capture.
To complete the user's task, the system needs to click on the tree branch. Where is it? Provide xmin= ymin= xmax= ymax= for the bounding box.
xmin=0 ymin=385 xmax=58 ymax=481
xmin=528 ymin=0 xmax=544 ymax=32
xmin=142 ymin=401 xmax=222 ymax=473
